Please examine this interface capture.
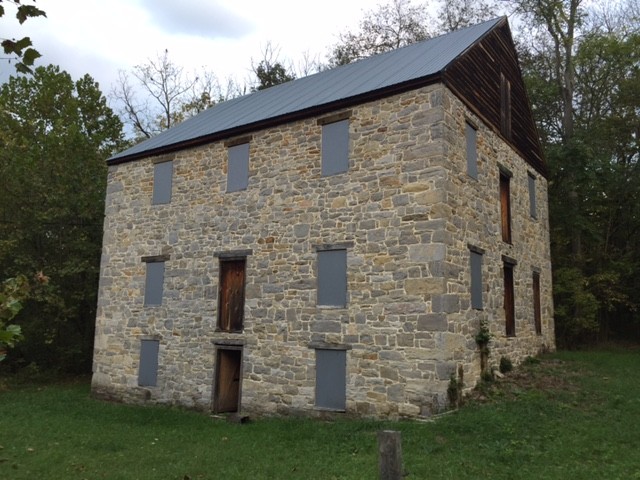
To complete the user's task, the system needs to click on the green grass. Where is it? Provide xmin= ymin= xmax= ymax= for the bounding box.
xmin=1 ymin=349 xmax=640 ymax=479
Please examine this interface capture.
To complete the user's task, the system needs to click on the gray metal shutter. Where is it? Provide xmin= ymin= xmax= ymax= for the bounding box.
xmin=528 ymin=173 xmax=537 ymax=218
xmin=315 ymin=349 xmax=346 ymax=410
xmin=138 ymin=339 xmax=159 ymax=386
xmin=466 ymin=122 xmax=478 ymax=179
xmin=321 ymin=119 xmax=349 ymax=176
xmin=470 ymin=250 xmax=483 ymax=309
xmin=317 ymin=249 xmax=347 ymax=307
xmin=152 ymin=161 xmax=173 ymax=204
xmin=227 ymin=143 xmax=249 ymax=192
xmin=144 ymin=261 xmax=165 ymax=306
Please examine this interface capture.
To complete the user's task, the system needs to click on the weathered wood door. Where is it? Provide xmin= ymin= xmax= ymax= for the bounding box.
xmin=214 ymin=348 xmax=242 ymax=413
xmin=218 ymin=259 xmax=246 ymax=332
xmin=504 ymin=263 xmax=515 ymax=336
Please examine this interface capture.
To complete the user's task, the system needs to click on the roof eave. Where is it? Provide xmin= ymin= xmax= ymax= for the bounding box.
xmin=107 ymin=73 xmax=443 ymax=166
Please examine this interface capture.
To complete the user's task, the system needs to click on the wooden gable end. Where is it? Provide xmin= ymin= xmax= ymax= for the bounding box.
xmin=443 ymin=20 xmax=547 ymax=178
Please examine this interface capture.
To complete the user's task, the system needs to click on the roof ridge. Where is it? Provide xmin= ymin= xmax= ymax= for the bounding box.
xmin=109 ymin=17 xmax=504 ymax=163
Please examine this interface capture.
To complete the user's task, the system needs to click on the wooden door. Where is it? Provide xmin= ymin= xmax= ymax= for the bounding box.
xmin=214 ymin=348 xmax=242 ymax=413
xmin=504 ymin=263 xmax=515 ymax=336
xmin=218 ymin=259 xmax=246 ymax=331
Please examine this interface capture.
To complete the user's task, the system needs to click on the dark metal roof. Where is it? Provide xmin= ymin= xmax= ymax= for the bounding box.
xmin=109 ymin=17 xmax=504 ymax=164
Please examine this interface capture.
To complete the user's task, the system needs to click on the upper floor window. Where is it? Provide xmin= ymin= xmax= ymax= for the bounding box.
xmin=528 ymin=173 xmax=537 ymax=219
xmin=217 ymin=258 xmax=246 ymax=332
xmin=466 ymin=122 xmax=478 ymax=179
xmin=317 ymin=248 xmax=347 ymax=307
xmin=469 ymin=246 xmax=484 ymax=310
xmin=142 ymin=257 xmax=166 ymax=306
xmin=500 ymin=73 xmax=512 ymax=139
xmin=321 ymin=117 xmax=349 ymax=176
xmin=227 ymin=142 xmax=250 ymax=192
xmin=500 ymin=169 xmax=512 ymax=243
xmin=152 ymin=160 xmax=173 ymax=205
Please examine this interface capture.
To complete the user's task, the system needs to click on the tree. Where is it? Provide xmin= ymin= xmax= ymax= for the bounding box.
xmin=0 ymin=276 xmax=28 ymax=361
xmin=436 ymin=0 xmax=499 ymax=32
xmin=250 ymin=43 xmax=296 ymax=91
xmin=0 ymin=0 xmax=45 ymax=73
xmin=0 ymin=65 xmax=123 ymax=372
xmin=327 ymin=0 xmax=431 ymax=66
xmin=112 ymin=50 xmax=229 ymax=141
xmin=516 ymin=1 xmax=640 ymax=346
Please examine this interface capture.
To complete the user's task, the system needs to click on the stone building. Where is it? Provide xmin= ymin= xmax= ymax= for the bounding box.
xmin=91 ymin=17 xmax=554 ymax=418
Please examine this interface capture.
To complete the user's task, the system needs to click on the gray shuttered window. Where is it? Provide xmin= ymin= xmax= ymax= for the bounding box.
xmin=315 ymin=349 xmax=346 ymax=410
xmin=466 ymin=122 xmax=478 ymax=179
xmin=227 ymin=142 xmax=249 ymax=192
xmin=470 ymin=250 xmax=483 ymax=309
xmin=528 ymin=173 xmax=537 ymax=218
xmin=152 ymin=161 xmax=173 ymax=205
xmin=138 ymin=339 xmax=159 ymax=387
xmin=321 ymin=119 xmax=349 ymax=176
xmin=144 ymin=261 xmax=165 ymax=306
xmin=317 ymin=249 xmax=347 ymax=307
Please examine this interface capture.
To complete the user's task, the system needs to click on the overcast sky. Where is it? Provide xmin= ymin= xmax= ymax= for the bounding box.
xmin=2 ymin=0 xmax=382 ymax=94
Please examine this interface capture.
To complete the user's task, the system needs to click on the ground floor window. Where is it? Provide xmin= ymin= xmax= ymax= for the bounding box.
xmin=138 ymin=339 xmax=159 ymax=387
xmin=315 ymin=348 xmax=347 ymax=411
xmin=533 ymin=271 xmax=542 ymax=335
xmin=504 ymin=262 xmax=515 ymax=336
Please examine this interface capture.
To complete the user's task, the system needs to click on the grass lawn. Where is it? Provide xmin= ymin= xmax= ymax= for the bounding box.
xmin=1 ymin=349 xmax=640 ymax=479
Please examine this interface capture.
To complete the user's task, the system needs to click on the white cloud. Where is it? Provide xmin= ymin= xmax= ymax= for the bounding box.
xmin=0 ymin=0 xmax=383 ymax=93
xmin=139 ymin=0 xmax=254 ymax=38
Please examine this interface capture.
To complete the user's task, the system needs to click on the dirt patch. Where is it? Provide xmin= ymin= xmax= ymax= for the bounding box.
xmin=464 ymin=357 xmax=585 ymax=404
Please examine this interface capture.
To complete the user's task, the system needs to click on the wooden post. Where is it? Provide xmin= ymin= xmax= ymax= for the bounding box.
xmin=378 ymin=430 xmax=403 ymax=480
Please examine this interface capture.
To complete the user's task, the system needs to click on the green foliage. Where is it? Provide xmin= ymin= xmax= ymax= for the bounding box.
xmin=499 ymin=356 xmax=513 ymax=374
xmin=0 ymin=275 xmax=29 ymax=360
xmin=447 ymin=364 xmax=465 ymax=408
xmin=0 ymin=0 xmax=46 ymax=74
xmin=0 ymin=65 xmax=123 ymax=373
xmin=520 ymin=8 xmax=640 ymax=345
xmin=475 ymin=319 xmax=492 ymax=349
xmin=253 ymin=60 xmax=295 ymax=91
xmin=327 ymin=0 xmax=430 ymax=66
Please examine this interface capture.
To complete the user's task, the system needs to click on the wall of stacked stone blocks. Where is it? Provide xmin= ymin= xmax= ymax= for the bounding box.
xmin=91 ymin=83 xmax=555 ymax=418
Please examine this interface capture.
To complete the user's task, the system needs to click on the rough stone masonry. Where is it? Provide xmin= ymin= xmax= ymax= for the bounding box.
xmin=91 ymin=83 xmax=554 ymax=418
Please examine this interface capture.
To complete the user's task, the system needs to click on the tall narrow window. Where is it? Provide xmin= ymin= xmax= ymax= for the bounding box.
xmin=138 ymin=339 xmax=159 ymax=387
xmin=500 ymin=170 xmax=512 ymax=243
xmin=315 ymin=348 xmax=347 ymax=411
xmin=227 ymin=142 xmax=249 ymax=192
xmin=321 ymin=119 xmax=349 ymax=176
xmin=470 ymin=248 xmax=484 ymax=310
xmin=317 ymin=248 xmax=347 ymax=307
xmin=500 ymin=73 xmax=512 ymax=139
xmin=466 ymin=122 xmax=478 ymax=179
xmin=504 ymin=262 xmax=515 ymax=336
xmin=218 ymin=258 xmax=246 ymax=332
xmin=152 ymin=160 xmax=173 ymax=205
xmin=144 ymin=260 xmax=165 ymax=306
xmin=533 ymin=271 xmax=542 ymax=335
xmin=528 ymin=173 xmax=537 ymax=219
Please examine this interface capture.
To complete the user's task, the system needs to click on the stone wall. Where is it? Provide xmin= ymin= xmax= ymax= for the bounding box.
xmin=92 ymin=82 xmax=554 ymax=418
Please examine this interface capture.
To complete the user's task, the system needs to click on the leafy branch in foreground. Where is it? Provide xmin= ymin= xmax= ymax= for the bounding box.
xmin=0 ymin=273 xmax=48 ymax=361
xmin=0 ymin=0 xmax=46 ymax=74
